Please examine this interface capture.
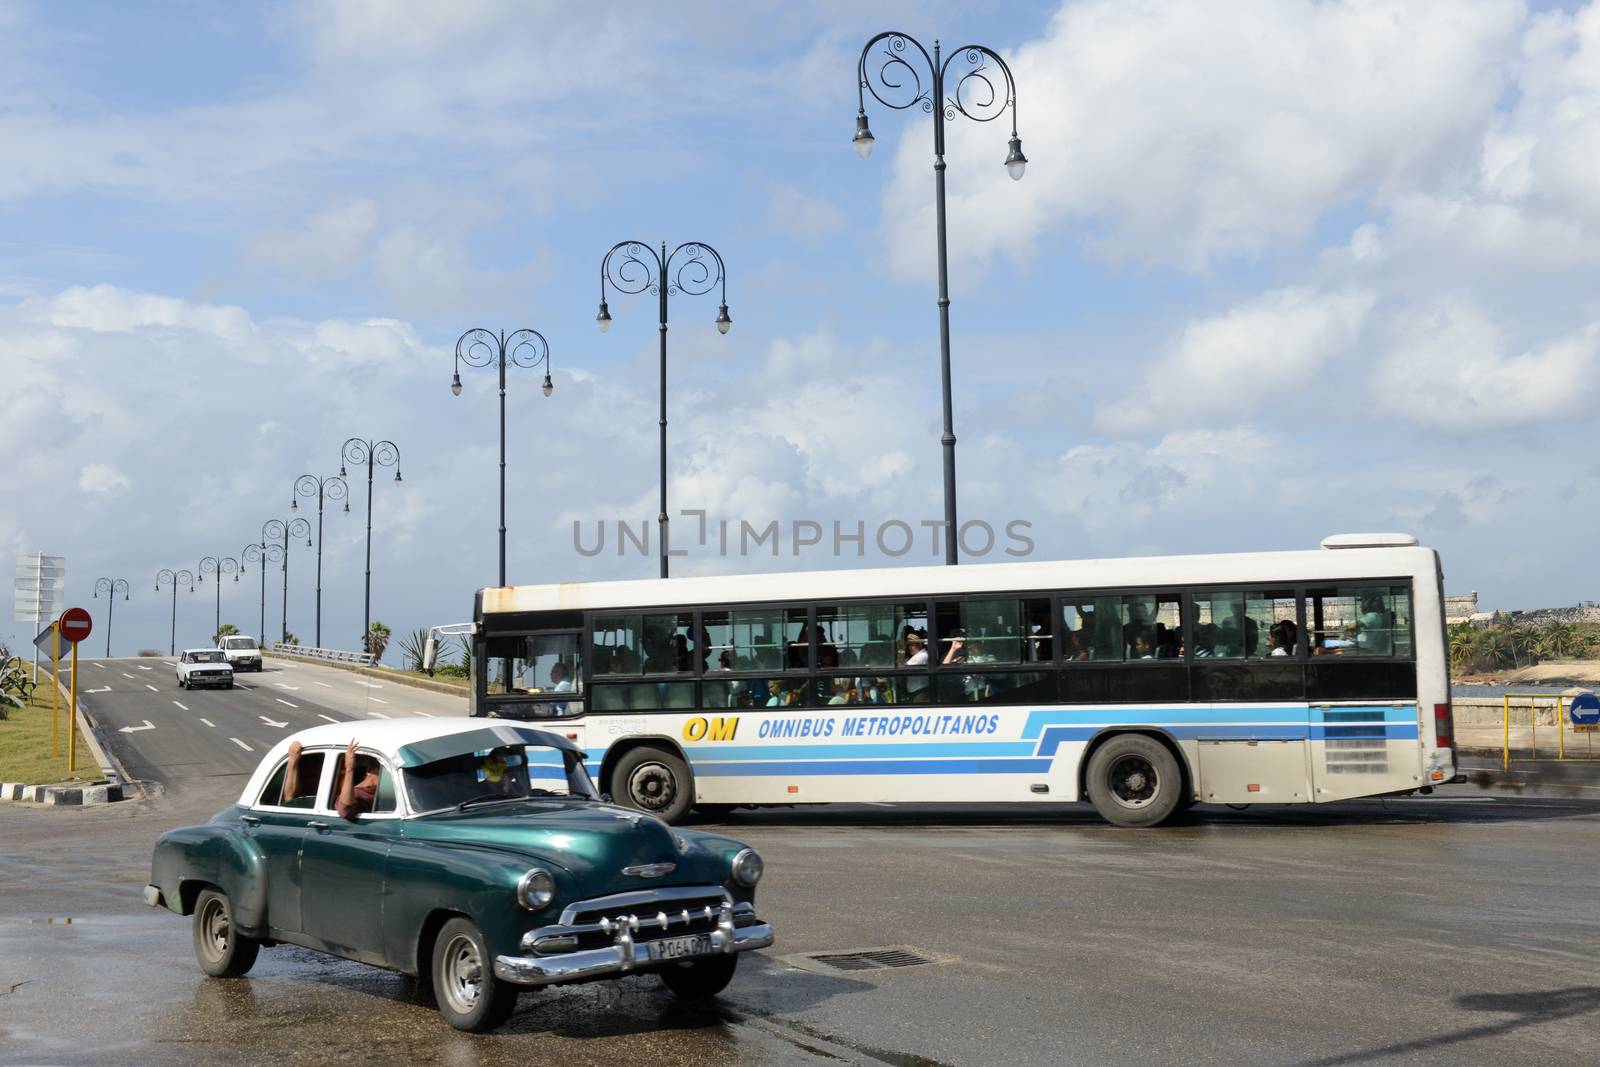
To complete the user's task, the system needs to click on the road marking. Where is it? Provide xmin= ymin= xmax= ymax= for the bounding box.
xmin=144 ymin=684 xmax=158 ymax=692
xmin=358 ymin=682 xmax=384 ymax=689
xmin=368 ymin=696 xmax=388 ymax=705
xmin=92 ymin=662 xmax=106 ymax=670
xmin=118 ymin=720 xmax=155 ymax=734
xmin=275 ymin=683 xmax=300 ymax=691
xmin=238 ymin=683 xmax=255 ymax=690
xmin=317 ymin=714 xmax=340 ymax=724
xmin=275 ymin=698 xmax=299 ymax=709
xmin=137 ymin=665 xmax=152 ymax=671
xmin=312 ymin=681 xmax=333 ymax=688
xmin=172 ymin=701 xmax=189 ymax=711
xmin=229 ymin=737 xmax=254 ymax=752
xmin=199 ymin=718 xmax=215 ymax=728
xmin=259 ymin=716 xmax=289 ymax=729
xmin=412 ymin=711 xmax=433 ymax=718
xmin=87 ymin=686 xmax=112 ymax=694
xmin=121 ymin=672 xmax=136 ymax=680
xmin=367 ymin=711 xmax=390 ymax=719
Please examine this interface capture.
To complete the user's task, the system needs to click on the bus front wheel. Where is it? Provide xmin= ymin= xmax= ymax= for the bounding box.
xmin=1085 ymin=734 xmax=1183 ymax=828
xmin=611 ymin=746 xmax=694 ymax=824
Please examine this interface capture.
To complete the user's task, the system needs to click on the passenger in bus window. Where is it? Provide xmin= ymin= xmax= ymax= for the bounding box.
xmin=1269 ymin=619 xmax=1298 ymax=656
xmin=903 ymin=635 xmax=930 ymax=702
xmin=1192 ymin=623 xmax=1217 ymax=657
xmin=787 ymin=626 xmax=811 ymax=669
xmin=942 ymin=631 xmax=967 ymax=665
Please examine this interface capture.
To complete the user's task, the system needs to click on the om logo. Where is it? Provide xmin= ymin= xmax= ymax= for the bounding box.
xmin=682 ymin=716 xmax=739 ymax=742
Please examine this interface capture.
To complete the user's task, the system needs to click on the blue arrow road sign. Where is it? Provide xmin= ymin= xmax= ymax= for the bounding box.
xmin=1569 ymin=692 xmax=1600 ymax=726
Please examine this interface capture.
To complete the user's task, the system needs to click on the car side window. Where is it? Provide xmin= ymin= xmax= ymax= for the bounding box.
xmin=256 ymin=752 xmax=327 ymax=809
xmin=324 ymin=751 xmax=397 ymax=816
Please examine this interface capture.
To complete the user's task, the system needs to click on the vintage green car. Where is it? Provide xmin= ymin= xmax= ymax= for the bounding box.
xmin=144 ymin=718 xmax=773 ymax=1031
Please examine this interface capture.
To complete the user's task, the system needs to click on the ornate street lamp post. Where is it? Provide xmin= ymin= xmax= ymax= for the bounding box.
xmin=262 ymin=517 xmax=312 ymax=645
xmin=292 ymin=474 xmax=347 ymax=647
xmin=597 ymin=241 xmax=730 ymax=579
xmin=197 ymin=556 xmax=239 ymax=642
xmin=154 ymin=569 xmax=194 ymax=656
xmin=240 ymin=541 xmax=285 ymax=650
xmin=339 ymin=438 xmax=401 ymax=654
xmin=91 ymin=577 xmax=129 ymax=657
xmin=853 ymin=32 xmax=1026 ymax=565
xmin=451 ymin=329 xmax=553 ymax=588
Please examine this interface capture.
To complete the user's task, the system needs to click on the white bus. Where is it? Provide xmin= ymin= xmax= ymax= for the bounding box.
xmin=462 ymin=533 xmax=1458 ymax=826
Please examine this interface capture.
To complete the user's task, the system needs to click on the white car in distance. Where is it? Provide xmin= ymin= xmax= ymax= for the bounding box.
xmin=176 ymin=649 xmax=234 ymax=690
xmin=220 ymin=635 xmax=263 ymax=672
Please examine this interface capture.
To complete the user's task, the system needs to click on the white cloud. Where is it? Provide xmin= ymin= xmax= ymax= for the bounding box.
xmin=765 ymin=182 xmax=844 ymax=244
xmin=245 ymin=199 xmax=381 ymax=280
xmin=78 ymin=462 xmax=129 ymax=495
xmin=1373 ymin=302 xmax=1600 ymax=432
xmin=878 ymin=0 xmax=1522 ymax=278
xmin=1096 ymin=287 xmax=1373 ymax=436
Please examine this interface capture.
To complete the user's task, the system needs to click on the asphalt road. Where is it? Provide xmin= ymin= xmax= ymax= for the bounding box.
xmin=3 ymin=659 xmax=1598 ymax=1065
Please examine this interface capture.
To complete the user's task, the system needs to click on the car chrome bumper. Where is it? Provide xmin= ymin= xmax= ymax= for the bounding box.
xmin=493 ymin=920 xmax=774 ymax=987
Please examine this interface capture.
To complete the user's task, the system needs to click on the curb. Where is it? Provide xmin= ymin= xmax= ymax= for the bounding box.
xmin=263 ymin=652 xmax=471 ymax=699
xmin=0 ymin=671 xmax=132 ymax=806
xmin=0 ymin=780 xmax=117 ymax=805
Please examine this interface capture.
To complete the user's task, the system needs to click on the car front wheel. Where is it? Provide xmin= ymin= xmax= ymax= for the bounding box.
xmin=658 ymin=954 xmax=738 ymax=999
xmin=192 ymin=888 xmax=259 ymax=978
xmin=432 ymin=917 xmax=518 ymax=1032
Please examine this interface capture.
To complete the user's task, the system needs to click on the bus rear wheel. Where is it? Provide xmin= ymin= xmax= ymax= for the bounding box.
xmin=1085 ymin=734 xmax=1183 ymax=828
xmin=611 ymin=746 xmax=694 ymax=824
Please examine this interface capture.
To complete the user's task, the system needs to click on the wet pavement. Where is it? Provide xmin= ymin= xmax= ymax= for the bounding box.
xmin=5 ymin=779 xmax=1600 ymax=1066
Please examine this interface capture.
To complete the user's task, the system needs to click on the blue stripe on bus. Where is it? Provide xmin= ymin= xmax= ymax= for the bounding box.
xmin=694 ymin=758 xmax=1054 ymax=777
xmin=1022 ymin=705 xmax=1414 ymax=738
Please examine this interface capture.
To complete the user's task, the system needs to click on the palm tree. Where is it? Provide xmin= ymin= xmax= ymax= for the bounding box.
xmin=214 ymin=622 xmax=239 ymax=646
xmin=396 ymin=628 xmax=430 ymax=672
xmin=366 ymin=621 xmax=392 ymax=662
xmin=1536 ymin=622 xmax=1584 ymax=660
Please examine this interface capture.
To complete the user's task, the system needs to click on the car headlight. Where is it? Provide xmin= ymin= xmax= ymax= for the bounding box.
xmin=517 ymin=867 xmax=556 ymax=910
xmin=730 ymin=848 xmax=763 ymax=887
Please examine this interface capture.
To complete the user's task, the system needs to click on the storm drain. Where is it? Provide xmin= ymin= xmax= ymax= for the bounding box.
xmin=803 ymin=947 xmax=933 ymax=971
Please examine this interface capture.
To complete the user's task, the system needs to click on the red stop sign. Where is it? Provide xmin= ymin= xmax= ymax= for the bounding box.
xmin=59 ymin=607 xmax=93 ymax=644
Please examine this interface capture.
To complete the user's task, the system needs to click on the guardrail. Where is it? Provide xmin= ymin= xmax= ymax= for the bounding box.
xmin=1495 ymin=693 xmax=1595 ymax=767
xmin=270 ymin=643 xmax=376 ymax=667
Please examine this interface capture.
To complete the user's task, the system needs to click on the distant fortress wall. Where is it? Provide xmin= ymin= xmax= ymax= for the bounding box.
xmin=1444 ymin=592 xmax=1478 ymax=625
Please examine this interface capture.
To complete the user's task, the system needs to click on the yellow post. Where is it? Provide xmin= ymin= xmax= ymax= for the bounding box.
xmin=50 ymin=627 xmax=60 ymax=757
xmin=1531 ymin=699 xmax=1537 ymax=759
xmin=1558 ymin=696 xmax=1566 ymax=761
xmin=68 ymin=640 xmax=78 ymax=775
xmin=1502 ymin=694 xmax=1510 ymax=770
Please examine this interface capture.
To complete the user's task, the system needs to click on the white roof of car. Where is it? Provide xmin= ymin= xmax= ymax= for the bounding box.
xmin=238 ymin=716 xmax=574 ymax=803
xmin=182 ymin=648 xmax=227 ymax=655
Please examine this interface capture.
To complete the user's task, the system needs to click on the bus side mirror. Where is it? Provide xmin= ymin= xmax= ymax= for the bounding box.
xmin=422 ymin=636 xmax=437 ymax=675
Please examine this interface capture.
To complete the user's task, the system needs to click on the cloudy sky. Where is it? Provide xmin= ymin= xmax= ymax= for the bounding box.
xmin=4 ymin=0 xmax=1599 ymax=657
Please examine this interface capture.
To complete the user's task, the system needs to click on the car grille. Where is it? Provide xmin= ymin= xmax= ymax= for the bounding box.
xmin=526 ymin=886 xmax=741 ymax=954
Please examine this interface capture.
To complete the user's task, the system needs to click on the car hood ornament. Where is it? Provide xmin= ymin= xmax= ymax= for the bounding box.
xmin=621 ymin=862 xmax=676 ymax=879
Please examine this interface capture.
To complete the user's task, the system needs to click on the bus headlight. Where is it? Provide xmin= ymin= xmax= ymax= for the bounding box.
xmin=517 ymin=867 xmax=556 ymax=910
xmin=730 ymin=848 xmax=763 ymax=887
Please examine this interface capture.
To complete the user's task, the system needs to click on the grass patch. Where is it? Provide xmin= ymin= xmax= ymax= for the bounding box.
xmin=395 ymin=670 xmax=470 ymax=690
xmin=0 ymin=672 xmax=99 ymax=785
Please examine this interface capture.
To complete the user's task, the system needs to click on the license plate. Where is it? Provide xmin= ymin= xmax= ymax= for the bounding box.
xmin=648 ymin=934 xmax=711 ymax=961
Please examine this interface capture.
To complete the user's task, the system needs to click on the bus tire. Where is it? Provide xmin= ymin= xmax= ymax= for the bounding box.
xmin=1085 ymin=734 xmax=1183 ymax=828
xmin=611 ymin=746 xmax=694 ymax=824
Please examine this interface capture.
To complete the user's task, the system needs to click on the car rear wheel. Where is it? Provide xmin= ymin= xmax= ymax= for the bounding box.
xmin=658 ymin=954 xmax=737 ymax=999
xmin=611 ymin=746 xmax=693 ymax=824
xmin=192 ymin=888 xmax=259 ymax=978
xmin=432 ymin=917 xmax=518 ymax=1032
xmin=1084 ymin=734 xmax=1184 ymax=828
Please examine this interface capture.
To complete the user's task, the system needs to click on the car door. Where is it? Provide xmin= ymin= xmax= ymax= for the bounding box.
xmin=242 ymin=750 xmax=330 ymax=938
xmin=299 ymin=753 xmax=401 ymax=964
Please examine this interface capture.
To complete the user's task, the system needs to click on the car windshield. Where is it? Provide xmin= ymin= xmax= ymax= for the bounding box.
xmin=404 ymin=743 xmax=598 ymax=812
xmin=189 ymin=651 xmax=225 ymax=663
xmin=224 ymin=638 xmax=257 ymax=650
